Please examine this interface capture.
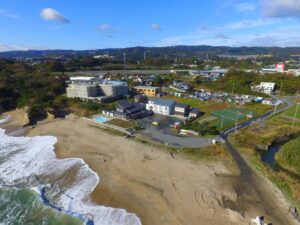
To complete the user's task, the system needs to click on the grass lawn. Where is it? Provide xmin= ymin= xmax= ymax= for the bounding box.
xmin=163 ymin=95 xmax=274 ymax=130
xmin=106 ymin=119 xmax=137 ymax=129
xmin=163 ymin=96 xmax=229 ymax=115
xmin=285 ymin=105 xmax=300 ymax=119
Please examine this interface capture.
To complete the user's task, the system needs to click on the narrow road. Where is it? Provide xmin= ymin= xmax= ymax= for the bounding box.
xmin=220 ymin=96 xmax=298 ymax=225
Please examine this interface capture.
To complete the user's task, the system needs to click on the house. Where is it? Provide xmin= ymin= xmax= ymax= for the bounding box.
xmin=146 ymin=98 xmax=176 ymax=115
xmin=193 ymin=69 xmax=228 ymax=81
xmin=114 ymin=100 xmax=151 ymax=120
xmin=189 ymin=108 xmax=200 ymax=118
xmin=134 ymin=95 xmax=148 ymax=104
xmin=252 ymin=82 xmax=276 ymax=95
xmin=262 ymin=99 xmax=282 ymax=106
xmin=170 ymin=80 xmax=191 ymax=92
xmin=174 ymin=103 xmax=190 ymax=117
xmin=135 ymin=86 xmax=161 ymax=97
xmin=135 ymin=75 xmax=157 ymax=86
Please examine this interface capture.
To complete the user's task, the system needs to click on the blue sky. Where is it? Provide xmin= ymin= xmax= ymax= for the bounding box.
xmin=1 ymin=0 xmax=300 ymax=51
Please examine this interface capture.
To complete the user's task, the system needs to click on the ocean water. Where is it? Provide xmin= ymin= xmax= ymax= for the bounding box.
xmin=0 ymin=188 xmax=83 ymax=225
xmin=0 ymin=128 xmax=142 ymax=225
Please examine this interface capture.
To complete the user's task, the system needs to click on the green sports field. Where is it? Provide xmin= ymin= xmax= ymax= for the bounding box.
xmin=211 ymin=107 xmax=254 ymax=128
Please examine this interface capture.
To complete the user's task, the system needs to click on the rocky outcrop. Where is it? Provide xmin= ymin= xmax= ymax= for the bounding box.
xmin=22 ymin=107 xmax=31 ymax=127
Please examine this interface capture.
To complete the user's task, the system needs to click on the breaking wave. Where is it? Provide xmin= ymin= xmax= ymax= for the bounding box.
xmin=0 ymin=128 xmax=142 ymax=225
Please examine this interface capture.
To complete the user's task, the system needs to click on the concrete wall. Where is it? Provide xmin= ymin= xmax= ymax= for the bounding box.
xmin=66 ymin=84 xmax=98 ymax=99
xmin=99 ymin=84 xmax=128 ymax=97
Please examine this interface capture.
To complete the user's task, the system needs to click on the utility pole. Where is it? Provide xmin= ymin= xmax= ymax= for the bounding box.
xmin=292 ymin=103 xmax=300 ymax=128
xmin=235 ymin=111 xmax=239 ymax=133
xmin=280 ymin=80 xmax=283 ymax=94
xmin=123 ymin=53 xmax=127 ymax=79
xmin=273 ymin=103 xmax=278 ymax=115
xmin=221 ymin=116 xmax=224 ymax=129
xmin=231 ymin=83 xmax=235 ymax=96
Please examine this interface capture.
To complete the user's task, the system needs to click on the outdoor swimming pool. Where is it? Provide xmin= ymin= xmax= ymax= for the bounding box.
xmin=94 ymin=116 xmax=111 ymax=123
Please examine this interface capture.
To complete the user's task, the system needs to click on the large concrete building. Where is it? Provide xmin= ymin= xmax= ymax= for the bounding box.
xmin=66 ymin=77 xmax=128 ymax=100
xmin=99 ymin=81 xmax=128 ymax=97
xmin=66 ymin=77 xmax=99 ymax=99
xmin=67 ymin=84 xmax=99 ymax=99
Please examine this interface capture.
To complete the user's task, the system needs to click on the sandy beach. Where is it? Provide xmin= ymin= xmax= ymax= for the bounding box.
xmin=21 ymin=114 xmax=249 ymax=225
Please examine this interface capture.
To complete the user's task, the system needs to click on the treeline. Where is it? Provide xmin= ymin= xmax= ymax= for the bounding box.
xmin=202 ymin=69 xmax=300 ymax=95
xmin=3 ymin=46 xmax=300 ymax=59
xmin=0 ymin=59 xmax=67 ymax=121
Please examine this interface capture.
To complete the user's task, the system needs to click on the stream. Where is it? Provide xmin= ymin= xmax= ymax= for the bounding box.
xmin=261 ymin=145 xmax=282 ymax=169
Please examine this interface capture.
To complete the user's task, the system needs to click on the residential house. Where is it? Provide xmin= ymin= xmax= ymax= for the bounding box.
xmin=189 ymin=108 xmax=200 ymax=118
xmin=114 ymin=100 xmax=151 ymax=120
xmin=174 ymin=103 xmax=190 ymax=117
xmin=136 ymin=75 xmax=157 ymax=86
xmin=134 ymin=95 xmax=148 ymax=104
xmin=146 ymin=98 xmax=176 ymax=115
xmin=252 ymin=82 xmax=276 ymax=95
xmin=135 ymin=86 xmax=161 ymax=97
xmin=170 ymin=80 xmax=191 ymax=92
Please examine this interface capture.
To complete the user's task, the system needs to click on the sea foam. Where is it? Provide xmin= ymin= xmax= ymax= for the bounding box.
xmin=0 ymin=129 xmax=142 ymax=225
xmin=0 ymin=115 xmax=11 ymax=124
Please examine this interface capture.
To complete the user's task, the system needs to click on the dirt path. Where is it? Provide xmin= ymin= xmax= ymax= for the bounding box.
xmin=224 ymin=140 xmax=298 ymax=225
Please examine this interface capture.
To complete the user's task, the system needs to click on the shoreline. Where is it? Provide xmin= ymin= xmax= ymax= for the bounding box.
xmin=0 ymin=113 xmax=142 ymax=225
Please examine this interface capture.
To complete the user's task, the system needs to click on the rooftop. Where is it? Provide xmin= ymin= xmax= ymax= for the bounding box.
xmin=100 ymin=80 xmax=128 ymax=86
xmin=149 ymin=98 xmax=176 ymax=107
xmin=175 ymin=103 xmax=189 ymax=109
xmin=135 ymin=86 xmax=160 ymax=90
xmin=190 ymin=108 xmax=200 ymax=113
xmin=70 ymin=76 xmax=96 ymax=81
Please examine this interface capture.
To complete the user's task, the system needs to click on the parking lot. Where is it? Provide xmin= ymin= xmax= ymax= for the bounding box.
xmin=136 ymin=115 xmax=219 ymax=148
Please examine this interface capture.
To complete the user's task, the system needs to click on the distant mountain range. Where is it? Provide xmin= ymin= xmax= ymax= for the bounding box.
xmin=1 ymin=46 xmax=300 ymax=59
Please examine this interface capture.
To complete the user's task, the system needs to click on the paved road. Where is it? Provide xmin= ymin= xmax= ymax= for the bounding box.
xmin=220 ymin=96 xmax=298 ymax=225
xmin=137 ymin=114 xmax=219 ymax=148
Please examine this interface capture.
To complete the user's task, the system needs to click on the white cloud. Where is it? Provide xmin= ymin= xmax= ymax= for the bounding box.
xmin=223 ymin=18 xmax=276 ymax=30
xmin=235 ymin=2 xmax=256 ymax=12
xmin=196 ymin=26 xmax=214 ymax=32
xmin=0 ymin=9 xmax=19 ymax=19
xmin=152 ymin=23 xmax=161 ymax=31
xmin=99 ymin=24 xmax=115 ymax=33
xmin=262 ymin=0 xmax=300 ymax=18
xmin=0 ymin=44 xmax=30 ymax=52
xmin=215 ymin=34 xmax=230 ymax=40
xmin=40 ymin=8 xmax=69 ymax=23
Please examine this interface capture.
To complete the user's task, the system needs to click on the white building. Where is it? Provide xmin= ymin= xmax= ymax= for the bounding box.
xmin=146 ymin=98 xmax=176 ymax=115
xmin=252 ymin=82 xmax=276 ymax=95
